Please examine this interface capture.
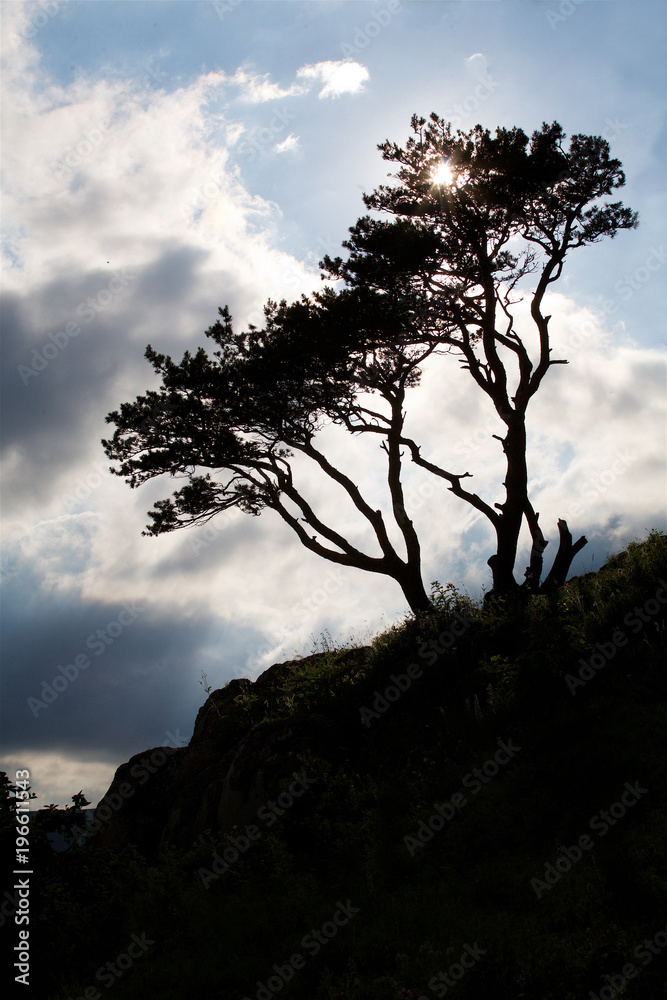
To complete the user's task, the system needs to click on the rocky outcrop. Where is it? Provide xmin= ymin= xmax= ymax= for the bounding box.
xmin=90 ymin=650 xmax=369 ymax=854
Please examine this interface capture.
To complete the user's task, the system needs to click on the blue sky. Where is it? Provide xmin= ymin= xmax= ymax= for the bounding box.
xmin=1 ymin=0 xmax=666 ymax=809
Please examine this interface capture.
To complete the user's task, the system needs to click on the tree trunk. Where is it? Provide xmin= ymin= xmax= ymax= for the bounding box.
xmin=487 ymin=416 xmax=527 ymax=597
xmin=540 ymin=518 xmax=587 ymax=593
xmin=396 ymin=565 xmax=432 ymax=616
xmin=522 ymin=505 xmax=549 ymax=593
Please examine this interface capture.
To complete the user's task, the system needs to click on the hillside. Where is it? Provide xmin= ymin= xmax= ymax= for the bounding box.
xmin=28 ymin=531 xmax=667 ymax=999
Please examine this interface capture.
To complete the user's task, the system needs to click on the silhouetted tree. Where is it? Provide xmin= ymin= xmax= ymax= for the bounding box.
xmin=104 ymin=296 xmax=436 ymax=612
xmin=322 ymin=116 xmax=637 ymax=597
xmin=104 ymin=117 xmax=637 ymax=609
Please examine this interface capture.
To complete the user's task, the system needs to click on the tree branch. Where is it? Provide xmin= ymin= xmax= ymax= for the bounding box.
xmin=399 ymin=435 xmax=500 ymax=528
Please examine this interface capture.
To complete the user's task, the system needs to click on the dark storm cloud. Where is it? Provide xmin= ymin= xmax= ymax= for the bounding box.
xmin=0 ymin=237 xmax=287 ymax=780
xmin=122 ymin=245 xmax=250 ymax=362
xmin=0 ymin=245 xmax=246 ymax=512
xmin=0 ymin=561 xmax=265 ymax=761
xmin=0 ymin=279 xmax=136 ymax=503
xmin=134 ymin=245 xmax=213 ymax=312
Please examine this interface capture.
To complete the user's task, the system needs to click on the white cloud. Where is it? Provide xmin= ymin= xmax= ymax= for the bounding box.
xmin=227 ymin=68 xmax=306 ymax=103
xmin=0 ymin=750 xmax=119 ymax=811
xmin=220 ymin=61 xmax=370 ymax=104
xmin=296 ymin=60 xmax=369 ymax=99
xmin=275 ymin=133 xmax=300 ymax=154
xmin=0 ymin=43 xmax=320 ymax=303
xmin=522 ymin=295 xmax=666 ymax=541
xmin=465 ymin=52 xmax=489 ymax=79
xmin=0 ymin=29 xmax=327 ymax=620
xmin=2 ymin=11 xmax=665 ymax=811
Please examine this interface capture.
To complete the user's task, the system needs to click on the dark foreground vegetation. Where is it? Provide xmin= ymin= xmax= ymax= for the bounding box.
xmin=5 ymin=531 xmax=667 ymax=999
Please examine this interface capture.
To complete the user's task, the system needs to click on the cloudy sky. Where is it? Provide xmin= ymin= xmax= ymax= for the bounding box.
xmin=1 ymin=0 xmax=665 ymax=810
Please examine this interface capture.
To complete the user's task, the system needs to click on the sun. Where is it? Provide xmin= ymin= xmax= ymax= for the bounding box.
xmin=431 ymin=159 xmax=455 ymax=187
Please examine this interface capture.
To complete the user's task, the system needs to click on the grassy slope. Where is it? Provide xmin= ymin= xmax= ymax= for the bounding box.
xmin=39 ymin=531 xmax=667 ymax=1000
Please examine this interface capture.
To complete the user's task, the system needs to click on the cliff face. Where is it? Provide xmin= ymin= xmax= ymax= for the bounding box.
xmin=90 ymin=651 xmax=368 ymax=854
xmin=36 ymin=535 xmax=667 ymax=1000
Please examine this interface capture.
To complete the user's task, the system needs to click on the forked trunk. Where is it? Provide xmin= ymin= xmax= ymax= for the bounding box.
xmin=486 ymin=416 xmax=527 ymax=598
xmin=540 ymin=519 xmax=588 ymax=593
xmin=396 ymin=565 xmax=432 ymax=616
